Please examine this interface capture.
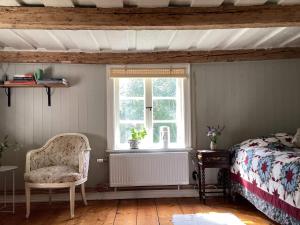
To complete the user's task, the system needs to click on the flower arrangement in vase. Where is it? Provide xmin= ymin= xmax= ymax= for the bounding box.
xmin=207 ymin=125 xmax=225 ymax=150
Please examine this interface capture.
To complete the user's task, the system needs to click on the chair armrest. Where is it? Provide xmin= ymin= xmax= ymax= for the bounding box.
xmin=79 ymin=149 xmax=91 ymax=179
xmin=25 ymin=148 xmax=44 ymax=173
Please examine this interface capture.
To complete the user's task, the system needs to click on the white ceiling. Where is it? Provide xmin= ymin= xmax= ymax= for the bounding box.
xmin=0 ymin=0 xmax=299 ymax=53
xmin=0 ymin=27 xmax=300 ymax=52
xmin=0 ymin=0 xmax=300 ymax=7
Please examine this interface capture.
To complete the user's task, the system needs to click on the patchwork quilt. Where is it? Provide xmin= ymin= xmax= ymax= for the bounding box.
xmin=230 ymin=133 xmax=300 ymax=225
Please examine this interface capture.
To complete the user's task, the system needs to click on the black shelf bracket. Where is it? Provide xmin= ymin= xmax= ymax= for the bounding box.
xmin=4 ymin=87 xmax=11 ymax=107
xmin=45 ymin=87 xmax=51 ymax=107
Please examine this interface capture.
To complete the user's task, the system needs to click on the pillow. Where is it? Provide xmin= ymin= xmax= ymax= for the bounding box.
xmin=292 ymin=129 xmax=300 ymax=148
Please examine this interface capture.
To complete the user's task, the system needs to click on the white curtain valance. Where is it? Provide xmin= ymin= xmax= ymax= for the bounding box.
xmin=109 ymin=67 xmax=188 ymax=78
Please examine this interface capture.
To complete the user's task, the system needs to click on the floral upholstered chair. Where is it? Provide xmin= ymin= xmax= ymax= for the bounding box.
xmin=24 ymin=133 xmax=91 ymax=219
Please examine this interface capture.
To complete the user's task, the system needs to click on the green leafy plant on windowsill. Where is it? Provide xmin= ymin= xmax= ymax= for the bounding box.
xmin=128 ymin=128 xmax=147 ymax=149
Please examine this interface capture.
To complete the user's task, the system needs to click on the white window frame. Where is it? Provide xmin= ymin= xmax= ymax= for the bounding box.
xmin=106 ymin=64 xmax=191 ymax=150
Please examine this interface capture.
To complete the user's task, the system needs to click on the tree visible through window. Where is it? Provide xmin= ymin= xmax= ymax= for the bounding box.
xmin=115 ymin=77 xmax=185 ymax=149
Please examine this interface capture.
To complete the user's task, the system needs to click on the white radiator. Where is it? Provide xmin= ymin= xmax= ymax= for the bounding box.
xmin=109 ymin=152 xmax=189 ymax=187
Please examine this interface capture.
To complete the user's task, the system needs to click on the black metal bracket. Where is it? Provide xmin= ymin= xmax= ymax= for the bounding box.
xmin=4 ymin=87 xmax=11 ymax=107
xmin=45 ymin=87 xmax=51 ymax=107
xmin=2 ymin=85 xmax=59 ymax=107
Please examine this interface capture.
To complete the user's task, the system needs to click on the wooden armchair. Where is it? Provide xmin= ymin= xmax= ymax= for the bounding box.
xmin=24 ymin=133 xmax=91 ymax=219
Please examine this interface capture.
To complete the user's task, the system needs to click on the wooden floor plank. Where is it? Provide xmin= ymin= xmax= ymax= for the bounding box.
xmin=114 ymin=199 xmax=137 ymax=225
xmin=101 ymin=200 xmax=119 ymax=225
xmin=155 ymin=198 xmax=182 ymax=225
xmin=0 ymin=198 xmax=279 ymax=225
xmin=136 ymin=199 xmax=159 ymax=225
xmin=73 ymin=200 xmax=118 ymax=225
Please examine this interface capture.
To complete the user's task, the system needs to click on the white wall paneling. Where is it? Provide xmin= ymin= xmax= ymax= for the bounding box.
xmin=0 ymin=63 xmax=107 ymax=189
xmin=192 ymin=59 xmax=300 ymax=183
xmin=1 ymin=59 xmax=300 ymax=189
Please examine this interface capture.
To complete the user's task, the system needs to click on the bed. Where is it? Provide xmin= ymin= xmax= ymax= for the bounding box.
xmin=230 ymin=133 xmax=300 ymax=225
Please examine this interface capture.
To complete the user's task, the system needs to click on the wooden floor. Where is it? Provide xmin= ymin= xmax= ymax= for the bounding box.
xmin=0 ymin=197 xmax=277 ymax=225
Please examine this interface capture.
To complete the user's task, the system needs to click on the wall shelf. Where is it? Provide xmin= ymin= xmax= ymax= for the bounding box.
xmin=0 ymin=83 xmax=69 ymax=107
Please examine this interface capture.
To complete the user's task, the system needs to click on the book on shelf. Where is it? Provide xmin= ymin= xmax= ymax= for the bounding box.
xmin=13 ymin=73 xmax=34 ymax=78
xmin=3 ymin=75 xmax=68 ymax=86
xmin=4 ymin=80 xmax=37 ymax=85
xmin=12 ymin=73 xmax=35 ymax=82
xmin=36 ymin=78 xmax=68 ymax=85
xmin=13 ymin=77 xmax=35 ymax=81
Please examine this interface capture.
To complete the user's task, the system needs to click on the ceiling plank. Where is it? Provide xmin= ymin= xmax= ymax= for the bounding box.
xmin=93 ymin=0 xmax=123 ymax=8
xmin=0 ymin=5 xmax=300 ymax=30
xmin=41 ymin=0 xmax=74 ymax=7
xmin=219 ymin=28 xmax=249 ymax=49
xmin=136 ymin=0 xmax=170 ymax=7
xmin=1 ymin=48 xmax=300 ymax=64
xmin=0 ymin=0 xmax=21 ymax=6
xmin=191 ymin=0 xmax=224 ymax=7
xmin=252 ymin=27 xmax=286 ymax=48
xmin=234 ymin=0 xmax=267 ymax=6
xmin=278 ymin=0 xmax=300 ymax=5
xmin=0 ymin=30 xmax=36 ymax=50
xmin=279 ymin=33 xmax=300 ymax=47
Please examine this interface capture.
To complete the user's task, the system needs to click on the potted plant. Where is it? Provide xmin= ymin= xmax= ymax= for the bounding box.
xmin=207 ymin=125 xmax=225 ymax=150
xmin=128 ymin=128 xmax=147 ymax=149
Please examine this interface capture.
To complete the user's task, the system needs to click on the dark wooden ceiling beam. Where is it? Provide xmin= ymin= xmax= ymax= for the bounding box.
xmin=1 ymin=48 xmax=300 ymax=64
xmin=0 ymin=5 xmax=300 ymax=30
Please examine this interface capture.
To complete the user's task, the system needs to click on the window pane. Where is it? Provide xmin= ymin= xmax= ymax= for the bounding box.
xmin=120 ymin=100 xmax=144 ymax=120
xmin=153 ymin=123 xmax=177 ymax=143
xmin=153 ymin=78 xmax=176 ymax=97
xmin=153 ymin=99 xmax=176 ymax=120
xmin=120 ymin=79 xmax=144 ymax=97
xmin=120 ymin=123 xmax=144 ymax=144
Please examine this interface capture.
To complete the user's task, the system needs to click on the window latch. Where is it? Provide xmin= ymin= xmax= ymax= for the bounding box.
xmin=146 ymin=106 xmax=152 ymax=111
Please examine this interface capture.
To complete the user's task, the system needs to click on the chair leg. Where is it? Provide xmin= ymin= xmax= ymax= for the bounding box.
xmin=81 ymin=183 xmax=87 ymax=206
xmin=69 ymin=185 xmax=75 ymax=219
xmin=25 ymin=184 xmax=31 ymax=219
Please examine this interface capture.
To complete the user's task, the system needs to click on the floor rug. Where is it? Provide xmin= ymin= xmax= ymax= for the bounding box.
xmin=172 ymin=212 xmax=245 ymax=225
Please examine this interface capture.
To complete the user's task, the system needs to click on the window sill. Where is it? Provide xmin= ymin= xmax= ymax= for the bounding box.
xmin=106 ymin=148 xmax=193 ymax=154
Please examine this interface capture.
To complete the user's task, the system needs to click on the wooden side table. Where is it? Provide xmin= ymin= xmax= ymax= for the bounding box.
xmin=0 ymin=166 xmax=18 ymax=214
xmin=197 ymin=150 xmax=230 ymax=203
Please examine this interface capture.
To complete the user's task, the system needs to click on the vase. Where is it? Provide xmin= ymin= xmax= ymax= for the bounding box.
xmin=210 ymin=141 xmax=217 ymax=150
xmin=128 ymin=140 xmax=140 ymax=149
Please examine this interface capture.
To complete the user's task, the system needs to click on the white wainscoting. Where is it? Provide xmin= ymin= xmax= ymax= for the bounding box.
xmin=109 ymin=152 xmax=189 ymax=187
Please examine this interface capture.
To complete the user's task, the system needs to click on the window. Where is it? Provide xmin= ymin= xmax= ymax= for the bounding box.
xmin=107 ymin=65 xmax=191 ymax=150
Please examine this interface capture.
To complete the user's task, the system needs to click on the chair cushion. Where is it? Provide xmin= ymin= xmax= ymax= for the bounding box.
xmin=24 ymin=166 xmax=82 ymax=183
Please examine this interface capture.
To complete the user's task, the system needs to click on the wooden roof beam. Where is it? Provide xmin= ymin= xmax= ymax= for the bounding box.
xmin=0 ymin=48 xmax=300 ymax=64
xmin=0 ymin=5 xmax=300 ymax=30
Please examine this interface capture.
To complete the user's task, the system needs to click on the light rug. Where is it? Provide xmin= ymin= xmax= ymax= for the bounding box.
xmin=172 ymin=212 xmax=245 ymax=225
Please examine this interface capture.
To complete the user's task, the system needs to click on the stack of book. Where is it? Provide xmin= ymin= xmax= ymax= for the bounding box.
xmin=4 ymin=73 xmax=36 ymax=85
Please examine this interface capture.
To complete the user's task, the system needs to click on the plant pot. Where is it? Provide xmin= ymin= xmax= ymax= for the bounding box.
xmin=210 ymin=141 xmax=217 ymax=150
xmin=128 ymin=140 xmax=140 ymax=149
